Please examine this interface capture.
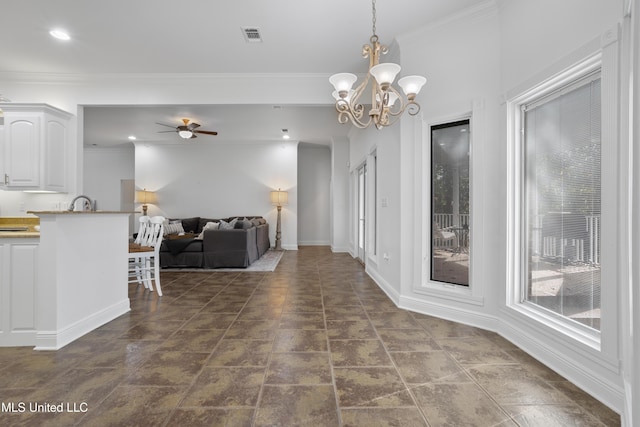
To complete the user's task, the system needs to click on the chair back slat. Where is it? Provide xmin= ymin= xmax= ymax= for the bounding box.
xmin=135 ymin=216 xmax=151 ymax=244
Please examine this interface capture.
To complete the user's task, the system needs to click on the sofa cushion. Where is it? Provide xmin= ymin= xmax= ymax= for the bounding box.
xmin=161 ymin=239 xmax=203 ymax=254
xmin=219 ymin=218 xmax=238 ymax=230
xmin=233 ymin=220 xmax=252 ymax=230
xmin=196 ymin=221 xmax=219 ymax=240
xmin=179 ymin=217 xmax=200 ymax=233
xmin=251 ymin=218 xmax=261 ymax=227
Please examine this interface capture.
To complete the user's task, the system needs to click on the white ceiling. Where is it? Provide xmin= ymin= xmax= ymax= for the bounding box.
xmin=1 ymin=0 xmax=488 ymax=147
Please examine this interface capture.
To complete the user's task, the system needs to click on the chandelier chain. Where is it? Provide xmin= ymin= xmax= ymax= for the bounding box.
xmin=371 ymin=0 xmax=377 ymax=40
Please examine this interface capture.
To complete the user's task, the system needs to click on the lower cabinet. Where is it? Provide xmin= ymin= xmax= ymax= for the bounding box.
xmin=0 ymin=239 xmax=38 ymax=346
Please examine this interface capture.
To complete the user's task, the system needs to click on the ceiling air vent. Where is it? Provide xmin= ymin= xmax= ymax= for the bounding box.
xmin=241 ymin=27 xmax=263 ymax=43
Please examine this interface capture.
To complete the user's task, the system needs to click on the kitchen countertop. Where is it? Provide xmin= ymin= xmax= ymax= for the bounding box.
xmin=1 ymin=212 xmax=137 ymax=238
xmin=0 ymin=217 xmax=40 ymax=239
xmin=27 ymin=210 xmax=137 ymax=215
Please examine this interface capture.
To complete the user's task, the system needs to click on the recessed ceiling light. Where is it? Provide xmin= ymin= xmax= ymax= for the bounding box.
xmin=49 ymin=29 xmax=71 ymax=41
xmin=128 ymin=135 xmax=137 ymax=140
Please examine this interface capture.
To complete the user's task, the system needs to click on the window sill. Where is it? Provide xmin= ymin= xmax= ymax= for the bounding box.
xmin=415 ymin=281 xmax=484 ymax=306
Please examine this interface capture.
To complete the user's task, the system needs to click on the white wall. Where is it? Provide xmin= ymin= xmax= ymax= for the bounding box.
xmin=297 ymin=144 xmax=330 ymax=245
xmin=135 ymin=140 xmax=298 ymax=250
xmin=83 ymin=145 xmax=135 ymax=211
xmin=330 ymin=136 xmax=350 ymax=253
xmin=350 ymin=0 xmax=632 ymax=421
xmin=499 ymin=0 xmax=622 ymax=91
xmin=349 ymin=124 xmax=403 ymax=296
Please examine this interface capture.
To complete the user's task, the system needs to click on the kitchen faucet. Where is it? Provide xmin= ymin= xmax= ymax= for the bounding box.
xmin=68 ymin=195 xmax=95 ymax=211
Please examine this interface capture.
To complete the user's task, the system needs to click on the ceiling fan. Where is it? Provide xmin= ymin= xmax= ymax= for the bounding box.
xmin=156 ymin=118 xmax=218 ymax=139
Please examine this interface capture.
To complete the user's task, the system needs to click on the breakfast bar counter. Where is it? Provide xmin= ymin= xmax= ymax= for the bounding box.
xmin=13 ymin=211 xmax=134 ymax=350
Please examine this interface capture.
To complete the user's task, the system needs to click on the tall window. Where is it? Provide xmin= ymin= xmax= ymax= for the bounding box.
xmin=523 ymin=71 xmax=601 ymax=330
xmin=431 ymin=119 xmax=470 ymax=286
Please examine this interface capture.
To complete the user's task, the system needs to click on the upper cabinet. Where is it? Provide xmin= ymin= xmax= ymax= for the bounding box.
xmin=1 ymin=104 xmax=72 ymax=192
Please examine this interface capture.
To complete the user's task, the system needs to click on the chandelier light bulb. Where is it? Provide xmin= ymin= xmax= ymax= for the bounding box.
xmin=369 ymin=63 xmax=401 ymax=89
xmin=329 ymin=73 xmax=358 ymax=97
xmin=386 ymin=92 xmax=399 ymax=107
xmin=398 ymin=75 xmax=427 ymax=99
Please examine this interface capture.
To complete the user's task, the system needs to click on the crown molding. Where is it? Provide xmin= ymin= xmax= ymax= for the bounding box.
xmin=0 ymin=72 xmax=332 ymax=85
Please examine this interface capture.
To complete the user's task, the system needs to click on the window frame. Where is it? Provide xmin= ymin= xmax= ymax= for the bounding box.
xmin=507 ymin=52 xmax=605 ymax=350
xmin=429 ymin=119 xmax=471 ymax=287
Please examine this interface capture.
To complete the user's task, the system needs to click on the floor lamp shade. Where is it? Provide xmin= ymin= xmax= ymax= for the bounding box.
xmin=270 ymin=190 xmax=288 ymax=206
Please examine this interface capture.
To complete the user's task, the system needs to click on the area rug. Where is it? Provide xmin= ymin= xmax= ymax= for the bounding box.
xmin=162 ymin=249 xmax=284 ymax=273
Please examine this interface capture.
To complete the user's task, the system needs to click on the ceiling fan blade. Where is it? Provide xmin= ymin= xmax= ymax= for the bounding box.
xmin=187 ymin=122 xmax=200 ymax=130
xmin=190 ymin=133 xmax=198 ymax=139
xmin=157 ymin=130 xmax=177 ymax=133
xmin=156 ymin=122 xmax=177 ymax=129
xmin=194 ymin=130 xmax=218 ymax=136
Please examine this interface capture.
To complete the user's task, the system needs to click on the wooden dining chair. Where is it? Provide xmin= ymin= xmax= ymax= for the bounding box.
xmin=128 ymin=216 xmax=165 ymax=295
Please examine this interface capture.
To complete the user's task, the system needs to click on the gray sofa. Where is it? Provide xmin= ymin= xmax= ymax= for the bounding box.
xmin=160 ymin=216 xmax=270 ymax=269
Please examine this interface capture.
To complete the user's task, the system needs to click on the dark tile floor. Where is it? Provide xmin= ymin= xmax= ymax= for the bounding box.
xmin=0 ymin=247 xmax=620 ymax=426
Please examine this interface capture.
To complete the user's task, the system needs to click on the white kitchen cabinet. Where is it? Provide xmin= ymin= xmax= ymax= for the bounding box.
xmin=0 ymin=239 xmax=39 ymax=347
xmin=1 ymin=104 xmax=72 ymax=192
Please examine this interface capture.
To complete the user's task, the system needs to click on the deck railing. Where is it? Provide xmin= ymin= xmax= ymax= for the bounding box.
xmin=433 ymin=213 xmax=600 ymax=264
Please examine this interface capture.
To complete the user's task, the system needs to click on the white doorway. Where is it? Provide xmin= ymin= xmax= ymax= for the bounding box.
xmin=121 ymin=179 xmax=135 ymax=235
xmin=357 ymin=163 xmax=367 ymax=263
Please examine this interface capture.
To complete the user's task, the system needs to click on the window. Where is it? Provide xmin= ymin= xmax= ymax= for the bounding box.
xmin=431 ymin=119 xmax=470 ymax=286
xmin=522 ymin=71 xmax=601 ymax=331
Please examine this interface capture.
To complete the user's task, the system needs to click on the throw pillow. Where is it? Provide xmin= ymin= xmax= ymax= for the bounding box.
xmin=197 ymin=218 xmax=217 ymax=234
xmin=219 ymin=218 xmax=238 ymax=230
xmin=180 ymin=217 xmax=200 ymax=234
xmin=164 ymin=220 xmax=185 ymax=236
xmin=196 ymin=221 xmax=219 ymax=240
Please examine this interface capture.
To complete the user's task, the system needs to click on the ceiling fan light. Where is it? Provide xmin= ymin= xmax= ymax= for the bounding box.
xmin=49 ymin=29 xmax=71 ymax=41
xmin=329 ymin=73 xmax=357 ymax=97
xmin=369 ymin=63 xmax=401 ymax=89
xmin=178 ymin=130 xmax=193 ymax=139
xmin=398 ymin=75 xmax=427 ymax=98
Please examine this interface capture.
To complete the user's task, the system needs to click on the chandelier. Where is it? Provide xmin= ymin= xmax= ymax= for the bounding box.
xmin=329 ymin=0 xmax=426 ymax=129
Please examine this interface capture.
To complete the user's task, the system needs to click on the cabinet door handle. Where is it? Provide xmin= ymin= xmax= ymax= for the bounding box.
xmin=4 ymin=174 xmax=8 ymax=185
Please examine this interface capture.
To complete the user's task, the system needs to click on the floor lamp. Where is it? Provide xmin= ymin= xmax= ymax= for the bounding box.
xmin=270 ymin=189 xmax=288 ymax=250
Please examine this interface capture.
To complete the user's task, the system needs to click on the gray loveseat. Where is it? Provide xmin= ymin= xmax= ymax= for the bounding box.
xmin=160 ymin=216 xmax=270 ymax=269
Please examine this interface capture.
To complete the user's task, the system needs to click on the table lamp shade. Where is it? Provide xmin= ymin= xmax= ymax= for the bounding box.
xmin=135 ymin=189 xmax=157 ymax=205
xmin=270 ymin=190 xmax=288 ymax=206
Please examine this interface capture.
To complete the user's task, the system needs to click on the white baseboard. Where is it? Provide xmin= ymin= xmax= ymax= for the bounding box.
xmin=298 ymin=241 xmax=330 ymax=246
xmin=366 ymin=266 xmax=401 ymax=305
xmin=35 ymin=299 xmax=130 ymax=350
xmin=331 ymin=245 xmax=351 ymax=253
xmin=399 ymin=294 xmax=498 ymax=332
xmin=0 ymin=330 xmax=37 ymax=347
xmin=282 ymin=244 xmax=298 ymax=251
